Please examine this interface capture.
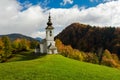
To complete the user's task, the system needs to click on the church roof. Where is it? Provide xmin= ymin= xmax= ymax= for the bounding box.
xmin=49 ymin=45 xmax=57 ymax=49
xmin=40 ymin=39 xmax=46 ymax=44
xmin=46 ymin=13 xmax=54 ymax=29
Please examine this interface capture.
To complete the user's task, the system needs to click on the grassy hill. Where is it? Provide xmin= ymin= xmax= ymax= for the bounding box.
xmin=0 ymin=54 xmax=120 ymax=80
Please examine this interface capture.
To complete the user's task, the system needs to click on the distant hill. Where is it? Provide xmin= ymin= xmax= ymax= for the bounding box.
xmin=55 ymin=23 xmax=120 ymax=56
xmin=35 ymin=37 xmax=42 ymax=42
xmin=0 ymin=54 xmax=120 ymax=80
xmin=0 ymin=33 xmax=39 ymax=41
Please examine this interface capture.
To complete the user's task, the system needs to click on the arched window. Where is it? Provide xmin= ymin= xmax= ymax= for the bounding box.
xmin=50 ymin=31 xmax=52 ymax=36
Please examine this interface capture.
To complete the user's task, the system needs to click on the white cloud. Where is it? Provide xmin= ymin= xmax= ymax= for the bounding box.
xmin=90 ymin=0 xmax=98 ymax=2
xmin=31 ymin=31 xmax=46 ymax=38
xmin=0 ymin=0 xmax=47 ymax=38
xmin=0 ymin=0 xmax=120 ymax=39
xmin=60 ymin=0 xmax=73 ymax=6
xmin=80 ymin=0 xmax=120 ymax=26
xmin=90 ymin=0 xmax=94 ymax=2
xmin=103 ymin=0 xmax=118 ymax=2
xmin=51 ymin=0 xmax=120 ymax=27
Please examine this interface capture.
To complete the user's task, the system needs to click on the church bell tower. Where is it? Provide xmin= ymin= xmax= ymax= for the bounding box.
xmin=46 ymin=13 xmax=54 ymax=41
xmin=45 ymin=13 xmax=57 ymax=54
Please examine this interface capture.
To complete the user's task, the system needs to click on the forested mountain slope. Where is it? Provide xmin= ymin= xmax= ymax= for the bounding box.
xmin=56 ymin=23 xmax=120 ymax=57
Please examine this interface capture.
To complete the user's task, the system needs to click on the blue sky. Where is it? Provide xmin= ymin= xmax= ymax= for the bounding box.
xmin=0 ymin=0 xmax=119 ymax=38
xmin=18 ymin=0 xmax=105 ymax=9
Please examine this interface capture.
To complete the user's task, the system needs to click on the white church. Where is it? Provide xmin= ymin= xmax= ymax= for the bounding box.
xmin=39 ymin=13 xmax=58 ymax=54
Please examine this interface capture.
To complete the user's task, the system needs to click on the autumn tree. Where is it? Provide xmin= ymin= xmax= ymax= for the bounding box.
xmin=55 ymin=39 xmax=120 ymax=68
xmin=102 ymin=49 xmax=120 ymax=68
xmin=12 ymin=38 xmax=30 ymax=52
xmin=55 ymin=23 xmax=119 ymax=57
xmin=55 ymin=39 xmax=84 ymax=61
xmin=20 ymin=38 xmax=30 ymax=51
xmin=30 ymin=40 xmax=39 ymax=49
xmin=0 ymin=38 xmax=4 ymax=62
xmin=1 ymin=36 xmax=12 ymax=62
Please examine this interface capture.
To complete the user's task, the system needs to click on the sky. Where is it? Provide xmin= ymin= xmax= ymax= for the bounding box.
xmin=0 ymin=0 xmax=120 ymax=38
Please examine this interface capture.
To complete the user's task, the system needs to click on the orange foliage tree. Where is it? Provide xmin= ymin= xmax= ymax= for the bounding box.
xmin=102 ymin=49 xmax=120 ymax=68
xmin=55 ymin=39 xmax=84 ymax=61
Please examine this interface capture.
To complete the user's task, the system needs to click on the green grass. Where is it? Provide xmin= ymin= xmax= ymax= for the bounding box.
xmin=7 ymin=50 xmax=41 ymax=62
xmin=0 ymin=54 xmax=120 ymax=80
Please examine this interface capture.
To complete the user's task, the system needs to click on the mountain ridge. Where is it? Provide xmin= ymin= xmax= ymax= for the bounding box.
xmin=55 ymin=23 xmax=120 ymax=56
xmin=0 ymin=33 xmax=40 ymax=41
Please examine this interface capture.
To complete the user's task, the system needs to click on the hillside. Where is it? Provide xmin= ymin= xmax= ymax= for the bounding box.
xmin=55 ymin=23 xmax=120 ymax=56
xmin=0 ymin=33 xmax=39 ymax=41
xmin=0 ymin=54 xmax=120 ymax=80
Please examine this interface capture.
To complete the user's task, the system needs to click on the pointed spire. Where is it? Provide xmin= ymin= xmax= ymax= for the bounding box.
xmin=46 ymin=12 xmax=54 ymax=29
xmin=47 ymin=12 xmax=52 ymax=26
xmin=48 ymin=12 xmax=51 ymax=21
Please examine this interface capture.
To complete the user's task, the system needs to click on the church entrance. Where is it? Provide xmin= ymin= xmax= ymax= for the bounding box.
xmin=51 ymin=49 xmax=54 ymax=54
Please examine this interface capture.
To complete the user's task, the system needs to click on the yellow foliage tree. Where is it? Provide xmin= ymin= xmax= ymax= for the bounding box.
xmin=0 ymin=38 xmax=4 ymax=62
xmin=12 ymin=38 xmax=30 ymax=52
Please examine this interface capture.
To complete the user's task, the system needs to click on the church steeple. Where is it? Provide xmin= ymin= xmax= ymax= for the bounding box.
xmin=46 ymin=13 xmax=54 ymax=29
xmin=39 ymin=12 xmax=58 ymax=54
xmin=47 ymin=13 xmax=52 ymax=26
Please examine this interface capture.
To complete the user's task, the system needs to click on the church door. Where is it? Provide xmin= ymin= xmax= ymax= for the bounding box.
xmin=51 ymin=49 xmax=54 ymax=54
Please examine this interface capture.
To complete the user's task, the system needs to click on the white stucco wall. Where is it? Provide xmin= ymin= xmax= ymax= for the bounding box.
xmin=46 ymin=41 xmax=55 ymax=46
xmin=46 ymin=29 xmax=54 ymax=41
xmin=54 ymin=49 xmax=58 ymax=54
xmin=40 ymin=44 xmax=43 ymax=53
